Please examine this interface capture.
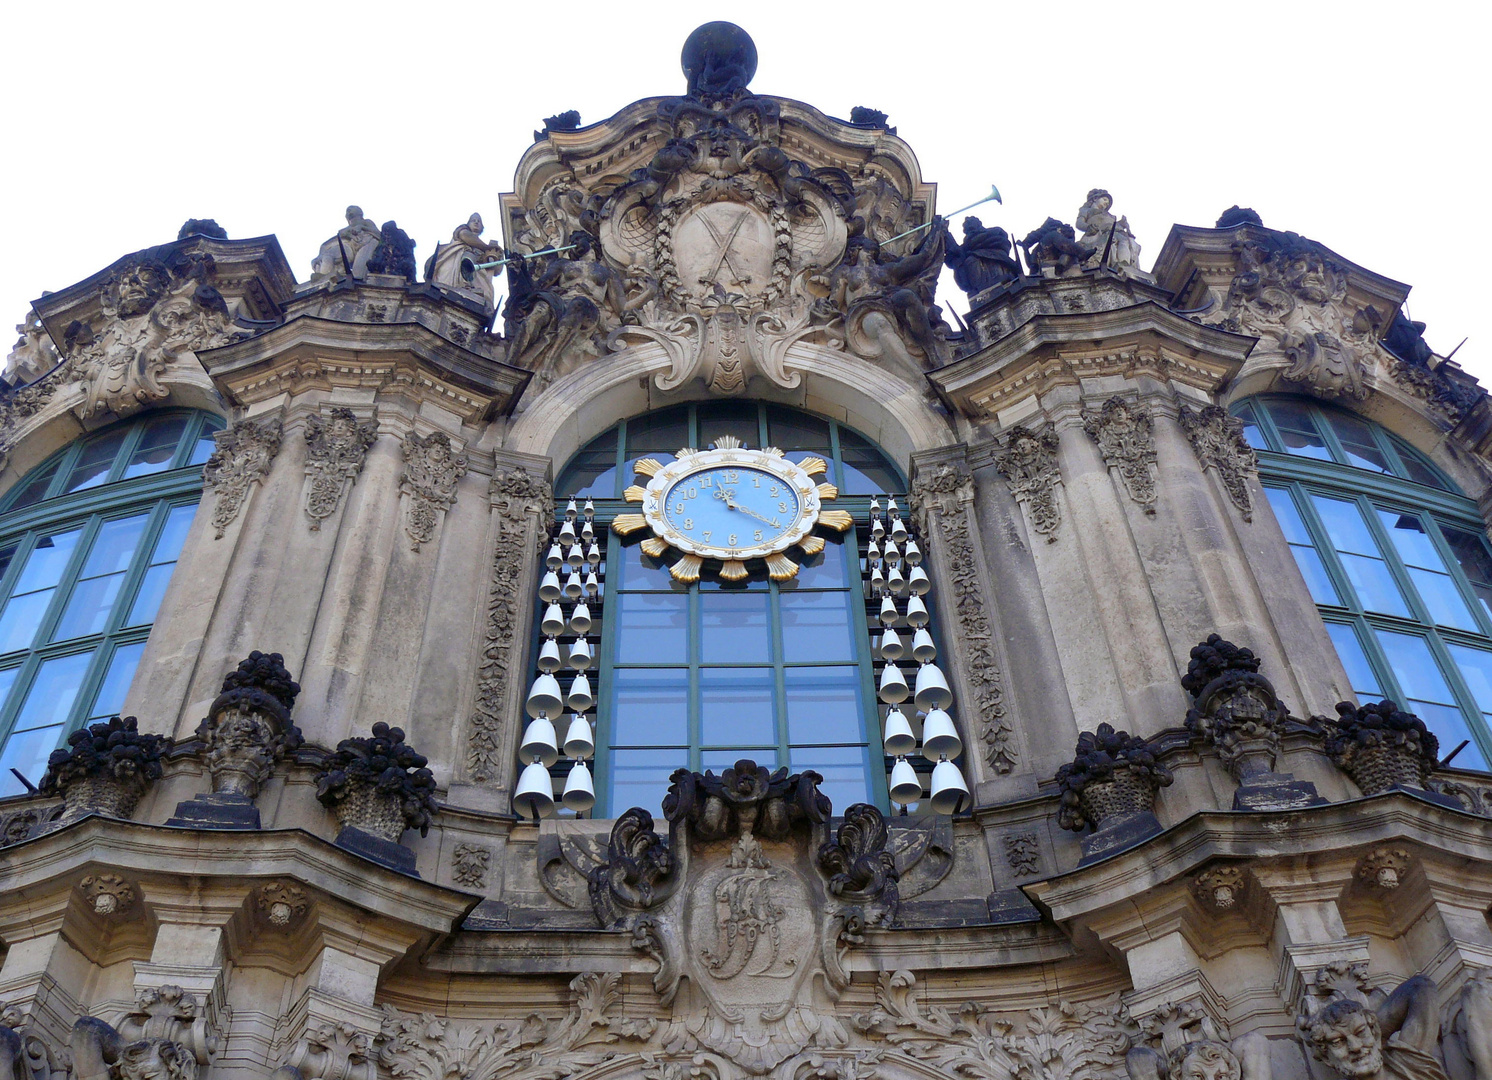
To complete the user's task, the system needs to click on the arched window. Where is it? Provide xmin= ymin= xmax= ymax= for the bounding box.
xmin=554 ymin=401 xmax=904 ymax=817
xmin=0 ymin=410 xmax=222 ymax=795
xmin=1237 ymin=396 xmax=1492 ymax=770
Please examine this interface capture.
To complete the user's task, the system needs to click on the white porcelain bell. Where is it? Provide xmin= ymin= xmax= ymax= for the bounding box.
xmin=581 ymin=519 xmax=595 ymax=541
xmin=563 ymin=715 xmax=595 ymax=759
xmin=887 ymin=565 xmax=907 ymax=595
xmin=513 ymin=761 xmax=556 ymax=820
xmin=904 ymin=539 xmax=922 ymax=566
xmin=907 ymin=565 xmax=931 ymax=595
xmin=929 ymin=759 xmax=969 ymax=815
xmin=890 ymin=516 xmax=908 ymax=542
xmin=585 ymin=542 xmax=601 ymax=566
xmin=541 ymin=602 xmax=566 ymax=637
xmin=546 ymin=543 xmax=564 ymax=571
xmin=879 ymin=595 xmax=899 ymax=626
xmin=565 ymin=498 xmax=579 ymax=516
xmin=566 ymin=544 xmax=585 ymax=568
xmin=880 ymin=627 xmax=905 ymax=661
xmin=913 ymin=662 xmax=953 ymax=711
xmin=519 ymin=715 xmax=559 ymax=766
xmin=567 ymin=637 xmax=593 ymax=670
xmin=884 ymin=541 xmax=901 ymax=566
xmin=563 ymin=761 xmax=596 ymax=812
xmin=889 ymin=757 xmax=923 ymax=805
xmin=867 ymin=538 xmax=881 ymax=562
xmin=539 ymin=571 xmax=562 ymax=603
xmin=563 ymin=570 xmax=584 ymax=599
xmin=920 ymin=708 xmax=962 ymax=760
xmin=525 ymin=673 xmax=563 ymax=718
xmin=911 ymin=627 xmax=937 ymax=663
xmin=584 ymin=499 xmax=594 ymax=515
xmin=558 ymin=519 xmax=577 ymax=545
xmin=585 ymin=571 xmax=600 ymax=596
xmin=569 ymin=603 xmax=593 ymax=635
xmin=871 ymin=516 xmax=885 ymax=538
xmin=870 ymin=565 xmax=886 ymax=591
xmin=904 ymin=595 xmax=929 ymax=627
xmin=878 ymin=662 xmax=910 ymax=704
xmin=882 ymin=707 xmax=917 ymax=756
xmin=566 ymin=672 xmax=595 ymax=712
xmin=537 ymin=638 xmax=563 ymax=672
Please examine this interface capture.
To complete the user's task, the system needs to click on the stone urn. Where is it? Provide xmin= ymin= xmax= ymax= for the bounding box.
xmin=39 ymin=716 xmax=171 ymax=827
xmin=314 ymin=722 xmax=437 ymax=875
xmin=1056 ymin=723 xmax=1172 ymax=863
xmin=1325 ymin=700 xmax=1438 ymax=795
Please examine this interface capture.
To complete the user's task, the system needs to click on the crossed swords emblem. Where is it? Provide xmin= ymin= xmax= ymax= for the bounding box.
xmin=697 ymin=209 xmax=754 ymax=289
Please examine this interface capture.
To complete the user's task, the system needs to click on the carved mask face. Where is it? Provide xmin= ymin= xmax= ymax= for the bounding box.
xmin=1315 ymin=1008 xmax=1383 ymax=1078
xmin=1179 ymin=1042 xmax=1241 ymax=1080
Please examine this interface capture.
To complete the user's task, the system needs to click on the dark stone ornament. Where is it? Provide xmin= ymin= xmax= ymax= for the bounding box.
xmin=818 ymin=802 xmax=899 ymax=933
xmin=168 ymin=651 xmax=304 ymax=830
xmin=1326 ymin=700 xmax=1453 ymax=802
xmin=1215 ymin=206 xmax=1264 ymax=228
xmin=314 ymin=722 xmax=437 ymax=874
xmin=681 ymin=21 xmax=757 ymax=100
xmin=39 ymin=716 xmax=171 ymax=827
xmin=177 ymin=219 xmax=228 ymax=240
xmin=849 ymin=106 xmax=894 ymax=132
xmin=1019 ymin=217 xmax=1095 ymax=277
xmin=944 ymin=216 xmax=1021 ymax=297
xmin=663 ymin=758 xmax=831 ymax=842
xmin=367 ymin=221 xmax=418 ymax=282
xmin=535 ymin=110 xmax=581 ymax=140
xmin=1182 ymin=634 xmax=1325 ymax=810
xmin=1055 ymin=723 xmax=1172 ymax=864
xmin=588 ymin=807 xmax=676 ymax=928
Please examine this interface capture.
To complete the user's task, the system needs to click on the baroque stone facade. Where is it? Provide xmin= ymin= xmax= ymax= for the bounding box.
xmin=1 ymin=21 xmax=1492 ymax=1080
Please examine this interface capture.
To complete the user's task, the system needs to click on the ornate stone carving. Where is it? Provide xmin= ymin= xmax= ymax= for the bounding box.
xmin=1004 ymin=832 xmax=1040 ymax=877
xmin=0 ymin=807 xmax=43 ymax=847
xmin=821 ymin=230 xmax=948 ymax=385
xmin=197 ymin=651 xmax=302 ymax=800
xmin=0 ymin=359 xmax=71 ymax=470
xmin=119 ymin=986 xmax=219 ymax=1066
xmin=426 ymin=214 xmax=504 ymax=312
xmin=589 ymin=808 xmax=676 ymax=929
xmin=257 ymin=881 xmax=309 ymax=926
xmin=309 ymin=206 xmax=382 ymax=284
xmin=1083 ymin=397 xmax=1157 ymax=513
xmin=315 ymin=723 xmax=438 ymax=859
xmin=993 ymin=425 xmax=1063 ymax=543
xmin=1356 ymin=847 xmax=1411 ymax=890
xmin=451 ymin=843 xmax=492 ymax=889
xmin=910 ymin=462 xmax=1015 ymax=772
xmin=854 ymin=969 xmax=1132 ymax=1080
xmin=663 ymin=759 xmax=831 ymax=848
xmin=817 ymin=803 xmax=900 ymax=933
xmin=303 ymin=409 xmax=378 ymax=531
xmin=1126 ymin=1003 xmax=1269 ymax=1080
xmin=466 ymin=469 xmax=552 ymax=783
xmin=1193 ymin=865 xmax=1247 ymax=910
xmin=944 ymin=217 xmax=1020 ymax=298
xmin=1076 ymin=189 xmax=1143 ymax=277
xmin=281 ymin=1021 xmax=375 ymax=1080
xmin=399 ymin=432 xmax=468 ymax=551
xmin=366 ymin=222 xmax=417 ymax=283
xmin=1019 ymin=218 xmax=1095 ymax=278
xmin=506 ymin=233 xmax=625 ymax=384
xmin=1057 ymin=724 xmax=1171 ymax=862
xmin=1178 ymin=405 xmax=1255 ymax=522
xmin=6 ymin=313 xmax=58 ymax=385
xmin=1296 ymin=969 xmax=1466 ymax=1080
xmin=39 ymin=715 xmax=170 ymax=826
xmin=1325 ymin=700 xmax=1440 ymax=794
xmin=78 ymin=872 xmax=136 ymax=916
xmin=203 ymin=418 xmax=283 ymax=538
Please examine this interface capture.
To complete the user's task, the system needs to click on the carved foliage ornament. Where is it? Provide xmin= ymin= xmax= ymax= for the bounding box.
xmin=1182 ymin=635 xmax=1287 ymax=780
xmin=1083 ymin=397 xmax=1157 ymax=513
xmin=204 ymin=418 xmax=283 ymax=538
xmin=909 ymin=462 xmax=1015 ymax=773
xmin=1178 ymin=405 xmax=1255 ymax=522
xmin=400 ymin=432 xmax=468 ymax=551
xmin=303 ymin=409 xmax=378 ymax=530
xmin=257 ymin=881 xmax=309 ymax=926
xmin=195 ymin=650 xmax=303 ymax=800
xmin=993 ymin=426 xmax=1063 ymax=542
xmin=466 ymin=470 xmax=552 ymax=783
xmin=451 ymin=842 xmax=492 ymax=888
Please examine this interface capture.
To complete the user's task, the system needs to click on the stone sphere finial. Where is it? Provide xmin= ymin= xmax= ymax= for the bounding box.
xmin=681 ymin=22 xmax=758 ymax=98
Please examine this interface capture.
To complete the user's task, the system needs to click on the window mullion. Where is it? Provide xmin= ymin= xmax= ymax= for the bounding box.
xmin=37 ymin=514 xmax=102 ymax=649
xmin=769 ymin=578 xmax=788 ymax=771
xmin=1292 ymin=484 xmax=1365 ymax=615
xmin=1309 ymin=402 xmax=1351 ymax=467
xmin=593 ymin=528 xmax=620 ymax=815
xmin=1426 ymin=515 xmax=1492 ymax=639
xmin=104 ymin=501 xmax=171 ymax=639
xmin=1421 ymin=630 xmax=1492 ymax=767
xmin=1359 ymin=494 xmax=1436 ymax=628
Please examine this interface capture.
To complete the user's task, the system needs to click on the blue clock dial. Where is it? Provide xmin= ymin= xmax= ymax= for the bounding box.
xmin=662 ymin=466 xmax=801 ymax=553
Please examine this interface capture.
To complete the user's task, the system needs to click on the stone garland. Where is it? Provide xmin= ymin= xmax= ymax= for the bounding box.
xmin=910 ymin=463 xmax=1016 ymax=773
xmin=465 ymin=470 xmax=553 ymax=784
xmin=203 ymin=418 xmax=283 ymax=538
xmin=1083 ymin=396 xmax=1157 ymax=514
xmin=1178 ymin=405 xmax=1255 ymax=522
xmin=992 ymin=425 xmax=1063 ymax=543
xmin=303 ymin=409 xmax=378 ymax=531
xmin=451 ymin=842 xmax=492 ymax=888
xmin=399 ymin=432 xmax=469 ymax=552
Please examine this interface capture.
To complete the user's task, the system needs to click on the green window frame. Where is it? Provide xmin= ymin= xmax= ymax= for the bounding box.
xmin=0 ymin=410 xmax=222 ymax=796
xmin=1239 ymin=396 xmax=1492 ymax=771
xmin=552 ymin=401 xmax=904 ymax=818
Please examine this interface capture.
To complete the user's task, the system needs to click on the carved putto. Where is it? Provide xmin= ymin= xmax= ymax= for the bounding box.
xmin=1084 ymin=396 xmax=1157 ymax=512
xmin=303 ymin=409 xmax=378 ymax=530
xmin=399 ymin=431 xmax=468 ymax=551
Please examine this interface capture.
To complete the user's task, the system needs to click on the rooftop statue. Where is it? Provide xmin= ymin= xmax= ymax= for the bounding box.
xmin=943 ymin=216 xmax=1021 ymax=297
xmin=681 ymin=21 xmax=757 ymax=99
xmin=1076 ymin=188 xmax=1143 ymax=275
xmin=823 ymin=226 xmax=947 ymax=384
xmin=1020 ymin=217 xmax=1095 ymax=278
xmin=506 ymin=231 xmax=625 ymax=383
xmin=308 ymin=205 xmax=382 ymax=284
xmin=1216 ymin=205 xmax=1264 ymax=228
xmin=6 ymin=312 xmax=59 ymax=385
xmin=426 ymin=213 xmax=504 ymax=312
xmin=366 ymin=221 xmax=418 ymax=283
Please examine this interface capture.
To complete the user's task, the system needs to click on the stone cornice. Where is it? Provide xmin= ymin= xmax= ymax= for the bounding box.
xmin=199 ymin=315 xmax=530 ymax=421
xmin=928 ymin=301 xmax=1255 ymax=421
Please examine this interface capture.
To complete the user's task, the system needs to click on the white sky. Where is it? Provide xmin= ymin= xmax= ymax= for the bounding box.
xmin=3 ymin=2 xmax=1487 ymax=379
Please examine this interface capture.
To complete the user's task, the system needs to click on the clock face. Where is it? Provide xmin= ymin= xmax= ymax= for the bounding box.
xmin=641 ymin=447 xmax=822 ymax=561
xmin=662 ymin=465 xmax=803 ymax=553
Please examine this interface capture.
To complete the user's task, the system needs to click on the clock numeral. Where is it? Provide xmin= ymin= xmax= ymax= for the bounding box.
xmin=778 ymin=501 xmax=789 ymax=512
xmin=686 ymin=486 xmax=697 ymax=499
xmin=753 ymin=530 xmax=763 ymax=542
xmin=684 ymin=518 xmax=693 ymax=530
xmin=701 ymin=531 xmax=711 ymax=541
xmin=699 ymin=474 xmax=712 ymax=488
xmin=728 ymin=533 xmax=738 ymax=546
xmin=673 ymin=502 xmax=686 ymax=515
xmin=752 ymin=474 xmax=761 ymax=487
xmin=725 ymin=469 xmax=739 ymax=483
xmin=769 ymin=483 xmax=780 ymax=496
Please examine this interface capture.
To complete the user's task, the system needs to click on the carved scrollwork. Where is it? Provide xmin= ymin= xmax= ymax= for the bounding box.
xmin=1178 ymin=405 xmax=1255 ymax=522
xmin=399 ymin=432 xmax=468 ymax=552
xmin=1083 ymin=397 xmax=1157 ymax=513
xmin=817 ymin=803 xmax=898 ymax=923
xmin=993 ymin=425 xmax=1063 ymax=543
xmin=663 ymin=759 xmax=830 ymax=845
xmin=588 ymin=808 xmax=675 ymax=928
xmin=303 ymin=409 xmax=378 ymax=531
xmin=452 ymin=842 xmax=492 ymax=889
xmin=204 ymin=418 xmax=283 ymax=539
